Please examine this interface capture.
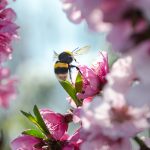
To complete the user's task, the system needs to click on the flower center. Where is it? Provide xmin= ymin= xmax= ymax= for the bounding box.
xmin=110 ymin=106 xmax=132 ymax=123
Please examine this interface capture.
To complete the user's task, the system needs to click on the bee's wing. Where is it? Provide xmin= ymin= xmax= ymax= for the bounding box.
xmin=53 ymin=51 xmax=59 ymax=61
xmin=72 ymin=45 xmax=90 ymax=56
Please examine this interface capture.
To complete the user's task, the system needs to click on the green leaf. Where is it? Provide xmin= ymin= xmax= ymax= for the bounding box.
xmin=33 ymin=105 xmax=50 ymax=135
xmin=60 ymin=80 xmax=82 ymax=107
xmin=21 ymin=110 xmax=44 ymax=132
xmin=22 ymin=129 xmax=46 ymax=139
xmin=75 ymin=73 xmax=83 ymax=93
xmin=21 ymin=111 xmax=37 ymax=124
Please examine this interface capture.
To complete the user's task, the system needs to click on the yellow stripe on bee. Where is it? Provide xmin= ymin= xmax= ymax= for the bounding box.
xmin=64 ymin=50 xmax=73 ymax=55
xmin=54 ymin=63 xmax=68 ymax=68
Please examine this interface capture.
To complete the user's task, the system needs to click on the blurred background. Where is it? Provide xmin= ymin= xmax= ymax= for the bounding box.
xmin=0 ymin=0 xmax=111 ymax=149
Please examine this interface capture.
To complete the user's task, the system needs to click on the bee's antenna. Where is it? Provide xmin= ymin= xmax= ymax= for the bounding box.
xmin=72 ymin=47 xmax=79 ymax=52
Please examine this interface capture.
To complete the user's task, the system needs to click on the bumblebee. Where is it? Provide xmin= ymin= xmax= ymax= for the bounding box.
xmin=54 ymin=45 xmax=90 ymax=82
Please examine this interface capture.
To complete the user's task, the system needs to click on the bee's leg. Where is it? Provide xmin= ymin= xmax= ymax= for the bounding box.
xmin=70 ymin=65 xmax=82 ymax=75
xmin=68 ymin=68 xmax=73 ymax=84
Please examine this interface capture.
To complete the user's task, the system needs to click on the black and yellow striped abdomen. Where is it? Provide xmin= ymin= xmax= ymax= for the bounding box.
xmin=54 ymin=61 xmax=69 ymax=74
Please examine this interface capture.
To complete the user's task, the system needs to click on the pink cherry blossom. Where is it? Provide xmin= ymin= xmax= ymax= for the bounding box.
xmin=81 ymin=94 xmax=149 ymax=143
xmin=80 ymin=97 xmax=133 ymax=150
xmin=102 ymin=0 xmax=150 ymax=54
xmin=77 ymin=65 xmax=100 ymax=99
xmin=61 ymin=0 xmax=111 ymax=32
xmin=11 ymin=118 xmax=80 ymax=150
xmin=0 ymin=67 xmax=17 ymax=108
xmin=107 ymin=19 xmax=149 ymax=53
xmin=11 ymin=131 xmax=81 ymax=150
xmin=0 ymin=2 xmax=19 ymax=63
xmin=11 ymin=135 xmax=42 ymax=150
xmin=77 ymin=51 xmax=109 ymax=99
xmin=98 ymin=56 xmax=150 ymax=139
xmin=11 ymin=109 xmax=81 ymax=150
xmin=102 ymin=50 xmax=150 ymax=109
xmin=102 ymin=102 xmax=149 ymax=140
xmin=40 ymin=109 xmax=69 ymax=140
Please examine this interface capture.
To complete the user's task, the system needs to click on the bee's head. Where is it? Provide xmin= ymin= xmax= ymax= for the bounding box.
xmin=58 ymin=51 xmax=73 ymax=64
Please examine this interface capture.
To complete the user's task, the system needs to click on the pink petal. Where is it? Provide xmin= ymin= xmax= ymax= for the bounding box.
xmin=11 ymin=135 xmax=41 ymax=150
xmin=40 ymin=109 xmax=68 ymax=140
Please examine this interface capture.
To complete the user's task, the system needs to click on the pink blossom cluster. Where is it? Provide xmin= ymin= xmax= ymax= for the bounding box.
xmin=71 ymin=54 xmax=149 ymax=149
xmin=61 ymin=0 xmax=150 ymax=52
xmin=11 ymin=109 xmax=82 ymax=150
xmin=10 ymin=0 xmax=150 ymax=149
xmin=61 ymin=0 xmax=150 ymax=149
xmin=80 ymin=57 xmax=150 ymax=149
xmin=0 ymin=0 xmax=18 ymax=108
xmin=71 ymin=55 xmax=149 ymax=150
xmin=77 ymin=51 xmax=108 ymax=100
